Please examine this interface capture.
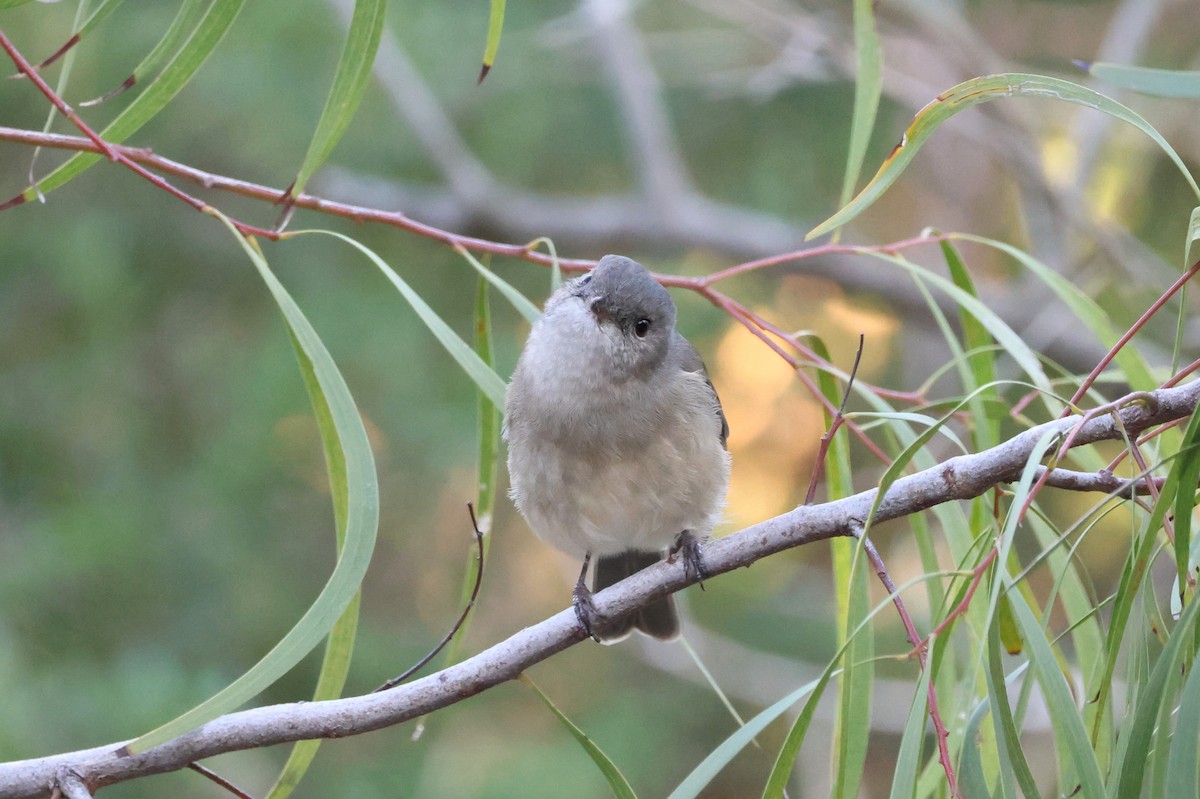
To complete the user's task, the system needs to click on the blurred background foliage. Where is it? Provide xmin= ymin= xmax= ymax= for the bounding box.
xmin=1 ymin=0 xmax=1198 ymax=796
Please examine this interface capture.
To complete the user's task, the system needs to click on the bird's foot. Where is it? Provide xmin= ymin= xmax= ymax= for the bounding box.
xmin=573 ymin=555 xmax=603 ymax=643
xmin=670 ymin=530 xmax=709 ymax=590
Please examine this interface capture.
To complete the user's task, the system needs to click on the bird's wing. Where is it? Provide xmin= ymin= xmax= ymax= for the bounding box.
xmin=674 ymin=332 xmax=730 ymax=450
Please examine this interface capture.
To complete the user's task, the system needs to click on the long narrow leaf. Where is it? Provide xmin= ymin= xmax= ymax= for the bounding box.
xmin=441 ymin=276 xmax=500 ymax=668
xmin=1171 ymin=409 xmax=1200 ymax=607
xmin=1008 ymin=592 xmax=1106 ymax=797
xmin=289 ymin=0 xmax=386 ymax=199
xmin=456 ymin=247 xmax=542 ymax=323
xmin=1113 ymin=593 xmax=1200 ymax=796
xmin=264 ymin=322 xmax=366 ymax=798
xmin=478 ymin=0 xmax=504 ymax=82
xmin=18 ymin=0 xmax=246 ymax=200
xmin=1186 ymin=207 xmax=1200 ymax=269
xmin=521 ymin=674 xmax=637 ymax=799
xmin=837 ymin=0 xmax=881 ymax=213
xmin=288 ymin=230 xmax=507 ymax=408
xmin=1084 ymin=62 xmax=1200 ymax=98
xmin=672 ymin=676 xmax=829 ymax=799
xmin=887 ymin=649 xmax=932 ymax=799
xmin=808 ymin=73 xmax=1200 ymax=239
xmin=940 ymin=240 xmax=999 ymax=448
xmin=953 ymin=234 xmax=1155 ymax=393
xmin=760 ymin=669 xmax=835 ymax=798
xmin=82 ymin=0 xmax=208 ymax=106
xmin=812 ymin=338 xmax=873 ymax=799
xmin=1165 ymin=654 xmax=1200 ymax=796
xmin=125 ymin=209 xmax=379 ymax=754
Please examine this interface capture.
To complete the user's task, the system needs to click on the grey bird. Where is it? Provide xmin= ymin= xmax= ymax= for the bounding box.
xmin=504 ymin=254 xmax=731 ymax=642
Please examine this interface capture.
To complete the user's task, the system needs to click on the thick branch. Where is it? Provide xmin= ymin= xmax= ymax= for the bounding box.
xmin=1 ymin=381 xmax=1196 ymax=798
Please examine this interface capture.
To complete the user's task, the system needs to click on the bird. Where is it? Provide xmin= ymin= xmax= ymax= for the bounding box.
xmin=504 ymin=254 xmax=730 ymax=642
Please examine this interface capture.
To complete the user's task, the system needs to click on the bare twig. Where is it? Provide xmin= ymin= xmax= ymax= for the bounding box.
xmin=186 ymin=762 xmax=256 ymax=799
xmin=0 ymin=32 xmax=273 ymax=238
xmin=860 ymin=536 xmax=958 ymax=798
xmin=805 ymin=334 xmax=866 ymax=505
xmin=53 ymin=773 xmax=91 ymax=799
xmin=375 ymin=504 xmax=487 ymax=692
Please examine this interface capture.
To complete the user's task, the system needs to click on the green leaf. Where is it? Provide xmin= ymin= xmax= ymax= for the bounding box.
xmin=265 ymin=316 xmax=365 ymax=798
xmin=289 ymin=230 xmax=507 ymax=408
xmin=861 ymin=251 xmax=1052 ymax=394
xmin=440 ymin=276 xmax=500 ymax=670
xmin=1186 ymin=207 xmax=1200 ymax=269
xmin=82 ymin=0 xmax=209 ymax=106
xmin=672 ymin=675 xmax=829 ymax=799
xmin=1113 ymin=591 xmax=1200 ymax=796
xmin=289 ymin=0 xmax=386 ymax=199
xmin=806 ymin=338 xmax=873 ymax=799
xmin=478 ymin=0 xmax=505 ymax=82
xmin=953 ymin=234 xmax=1156 ymax=393
xmin=1165 ymin=653 xmax=1200 ymax=796
xmin=808 ymin=73 xmax=1200 ymax=239
xmin=263 ymin=594 xmax=360 ymax=799
xmin=760 ymin=670 xmax=835 ymax=798
xmin=0 ymin=0 xmax=37 ymax=9
xmin=1171 ymin=409 xmax=1200 ymax=609
xmin=1008 ymin=591 xmax=1106 ymax=798
xmin=68 ymin=0 xmax=123 ymax=43
xmin=985 ymin=625 xmax=1040 ymax=798
xmin=837 ymin=0 xmax=882 ymax=214
xmin=813 ymin=333 xmax=872 ymax=799
xmin=1084 ymin=62 xmax=1200 ymax=98
xmin=940 ymin=240 xmax=999 ymax=448
xmin=887 ymin=651 xmax=932 ymax=799
xmin=456 ymin=247 xmax=542 ymax=323
xmin=125 ymin=210 xmax=379 ymax=754
xmin=521 ymin=674 xmax=637 ymax=799
xmin=19 ymin=0 xmax=244 ymax=200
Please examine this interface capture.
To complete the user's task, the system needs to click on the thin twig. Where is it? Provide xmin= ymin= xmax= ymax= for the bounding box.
xmin=0 ymin=33 xmax=274 ymax=238
xmin=375 ymin=503 xmax=487 ymax=692
xmin=805 ymin=334 xmax=866 ymax=504
xmin=54 ymin=773 xmax=92 ymax=799
xmin=860 ymin=536 xmax=959 ymax=799
xmin=186 ymin=762 xmax=257 ymax=799
xmin=1066 ymin=258 xmax=1200 ymax=408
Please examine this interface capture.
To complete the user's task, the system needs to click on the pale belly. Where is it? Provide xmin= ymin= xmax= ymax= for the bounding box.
xmin=509 ymin=425 xmax=730 ymax=559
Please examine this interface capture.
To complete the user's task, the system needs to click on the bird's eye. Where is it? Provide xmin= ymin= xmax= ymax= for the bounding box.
xmin=578 ymin=273 xmax=592 ymax=286
xmin=634 ymin=318 xmax=652 ymax=337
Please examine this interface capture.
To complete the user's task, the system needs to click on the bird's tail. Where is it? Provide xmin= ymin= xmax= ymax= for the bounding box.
xmin=593 ymin=550 xmax=680 ymax=643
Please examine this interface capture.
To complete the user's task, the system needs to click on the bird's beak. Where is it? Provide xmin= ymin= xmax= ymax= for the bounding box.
xmin=588 ymin=294 xmax=610 ymax=323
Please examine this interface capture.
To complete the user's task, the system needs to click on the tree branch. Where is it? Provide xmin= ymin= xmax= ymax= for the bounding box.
xmin=1 ymin=380 xmax=1196 ymax=799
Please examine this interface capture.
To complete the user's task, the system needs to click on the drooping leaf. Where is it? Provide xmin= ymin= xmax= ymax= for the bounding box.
xmin=456 ymin=246 xmax=541 ymax=323
xmin=124 ymin=209 xmax=379 ymax=754
xmin=264 ymin=314 xmax=366 ymax=798
xmin=287 ymin=230 xmax=507 ymax=408
xmin=288 ymin=0 xmax=386 ymax=200
xmin=1083 ymin=62 xmax=1200 ymax=98
xmin=29 ymin=0 xmax=123 ymax=70
xmin=521 ymin=674 xmax=637 ymax=799
xmin=808 ymin=73 xmax=1200 ymax=239
xmin=81 ymin=0 xmax=208 ymax=107
xmin=837 ymin=0 xmax=881 ymax=216
xmin=16 ymin=0 xmax=246 ymax=201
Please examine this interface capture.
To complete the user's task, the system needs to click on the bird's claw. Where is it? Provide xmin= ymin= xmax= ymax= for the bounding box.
xmin=670 ymin=530 xmax=709 ymax=590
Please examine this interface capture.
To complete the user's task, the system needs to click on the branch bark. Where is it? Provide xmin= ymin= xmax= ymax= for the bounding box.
xmin=1 ymin=381 xmax=1196 ymax=799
